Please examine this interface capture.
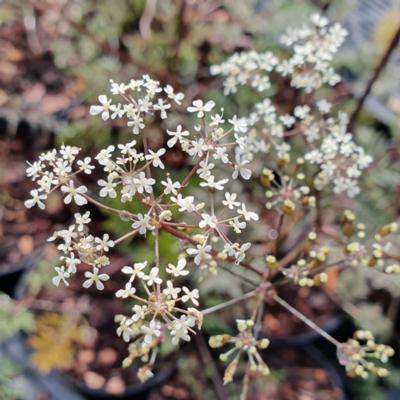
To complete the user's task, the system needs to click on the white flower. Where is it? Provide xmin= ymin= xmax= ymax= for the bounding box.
xmin=110 ymin=80 xmax=126 ymax=95
xmin=61 ymin=182 xmax=88 ymax=206
xmin=222 ymin=192 xmax=240 ymax=210
xmin=64 ymin=253 xmax=80 ymax=274
xmin=230 ymin=217 xmax=246 ymax=233
xmin=317 ymin=99 xmax=331 ymax=113
xmin=166 ymin=125 xmax=190 ymax=148
xmin=141 ymin=320 xmax=162 ymax=344
xmin=132 ymin=213 xmax=153 ymax=235
xmin=116 ymin=282 xmax=136 ymax=298
xmin=145 ymin=148 xmax=166 ymax=169
xmin=171 ymin=194 xmax=197 ymax=213
xmin=127 ymin=114 xmax=145 ymax=134
xmin=228 ymin=115 xmax=248 ymax=133
xmin=235 ymin=242 xmax=251 ymax=263
xmin=77 ymin=157 xmax=95 ymax=174
xmin=24 ymin=189 xmax=47 ymax=210
xmin=74 ymin=211 xmax=91 ymax=231
xmin=199 ymin=213 xmax=218 ymax=229
xmin=52 ymin=266 xmax=70 ymax=287
xmin=90 ymin=95 xmax=112 ymax=121
xmin=181 ymin=287 xmax=199 ymax=306
xmin=232 ymin=153 xmax=251 ymax=180
xmin=163 ymin=280 xmax=181 ymax=299
xmin=170 ymin=316 xmax=191 ymax=345
xmin=95 ymin=233 xmax=114 ymax=252
xmin=294 ymin=105 xmax=310 ymax=119
xmin=237 ymin=204 xmax=259 ymax=221
xmin=83 ymin=267 xmax=110 ymax=290
xmin=166 ymin=258 xmax=189 ymax=277
xmin=122 ymin=261 xmax=147 ymax=282
xmin=134 ymin=172 xmax=155 ymax=194
xmin=26 ymin=161 xmax=43 ymax=180
xmin=200 ymin=175 xmax=228 ymax=191
xmin=98 ymin=174 xmax=118 ymax=198
xmin=164 ymin=84 xmax=184 ymax=105
xmin=153 ymin=98 xmax=171 ymax=119
xmin=187 ymin=99 xmax=215 ymax=118
xmin=144 ymin=267 xmax=162 ymax=286
xmin=186 ymin=243 xmax=212 ymax=266
xmin=161 ymin=177 xmax=181 ymax=195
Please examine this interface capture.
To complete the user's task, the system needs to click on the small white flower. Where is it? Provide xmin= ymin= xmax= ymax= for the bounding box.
xmin=187 ymin=99 xmax=215 ymax=118
xmin=163 ymin=280 xmax=181 ymax=299
xmin=98 ymin=174 xmax=118 ymax=198
xmin=232 ymin=153 xmax=251 ymax=180
xmin=132 ymin=213 xmax=153 ymax=235
xmin=228 ymin=115 xmax=248 ymax=133
xmin=90 ymin=95 xmax=112 ymax=121
xmin=52 ymin=266 xmax=70 ymax=287
xmin=164 ymin=84 xmax=184 ymax=105
xmin=83 ymin=267 xmax=110 ymax=290
xmin=145 ymin=148 xmax=166 ymax=169
xmin=95 ymin=233 xmax=114 ymax=252
xmin=24 ymin=189 xmax=47 ymax=210
xmin=166 ymin=258 xmax=189 ymax=277
xmin=143 ymin=267 xmax=162 ymax=286
xmin=64 ymin=253 xmax=80 ymax=274
xmin=116 ymin=282 xmax=136 ymax=298
xmin=122 ymin=261 xmax=147 ymax=282
xmin=238 ymin=204 xmax=259 ymax=221
xmin=77 ymin=157 xmax=95 ymax=174
xmin=222 ymin=192 xmax=240 ymax=210
xmin=61 ymin=182 xmax=88 ymax=206
xmin=74 ymin=211 xmax=91 ymax=231
xmin=186 ymin=243 xmax=212 ymax=266
xmin=181 ymin=287 xmax=199 ymax=306
xmin=199 ymin=213 xmax=218 ymax=229
xmin=141 ymin=320 xmax=162 ymax=344
xmin=161 ymin=177 xmax=181 ymax=195
xmin=166 ymin=125 xmax=190 ymax=148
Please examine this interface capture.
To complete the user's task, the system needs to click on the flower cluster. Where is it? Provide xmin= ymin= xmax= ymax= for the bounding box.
xmin=305 ymin=113 xmax=373 ymax=197
xmin=90 ymin=75 xmax=184 ymax=132
xmin=116 ymin=258 xmax=203 ymax=381
xmin=278 ymin=13 xmax=347 ymax=92
xmin=209 ymin=319 xmax=270 ymax=384
xmin=24 ymin=145 xmax=92 ymax=210
xmin=261 ymin=162 xmax=316 ymax=215
xmin=338 ymin=330 xmax=394 ymax=378
xmin=210 ymin=50 xmax=278 ymax=95
xmin=23 ymin=13 xmax=398 ymax=392
xmin=211 ymin=14 xmax=370 ymax=197
xmin=338 ymin=210 xmax=399 ymax=272
xmin=50 ymin=213 xmax=112 ymax=290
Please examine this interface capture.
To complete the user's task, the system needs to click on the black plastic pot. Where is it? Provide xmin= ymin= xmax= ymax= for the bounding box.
xmin=305 ymin=345 xmax=348 ymax=400
xmin=2 ymin=333 xmax=174 ymax=400
xmin=66 ymin=366 xmax=174 ymax=400
xmin=0 ymin=247 xmax=43 ymax=299
xmin=268 ymin=314 xmax=344 ymax=348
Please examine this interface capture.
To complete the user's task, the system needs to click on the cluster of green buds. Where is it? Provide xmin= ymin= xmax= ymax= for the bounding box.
xmin=282 ymin=233 xmax=330 ymax=287
xmin=261 ymin=159 xmax=315 ymax=215
xmin=209 ymin=319 xmax=270 ymax=384
xmin=340 ymin=210 xmax=399 ymax=272
xmin=337 ymin=330 xmax=394 ymax=378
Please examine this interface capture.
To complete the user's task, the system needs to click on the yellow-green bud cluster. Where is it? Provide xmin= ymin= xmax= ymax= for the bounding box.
xmin=338 ymin=330 xmax=394 ymax=379
xmin=210 ymin=319 xmax=271 ymax=385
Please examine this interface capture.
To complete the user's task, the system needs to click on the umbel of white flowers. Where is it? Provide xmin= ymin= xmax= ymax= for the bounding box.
xmin=23 ymin=13 xmax=393 ymax=388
